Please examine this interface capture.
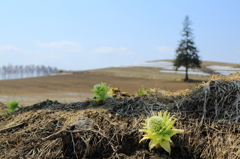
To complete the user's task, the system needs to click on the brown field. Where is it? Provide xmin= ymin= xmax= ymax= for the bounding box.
xmin=0 ymin=71 xmax=199 ymax=107
xmin=0 ymin=60 xmax=238 ymax=107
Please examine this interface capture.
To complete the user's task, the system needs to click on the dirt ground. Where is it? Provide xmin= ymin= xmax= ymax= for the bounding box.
xmin=1 ymin=59 xmax=238 ymax=107
xmin=0 ymin=69 xmax=203 ymax=107
xmin=0 ymin=60 xmax=239 ymax=107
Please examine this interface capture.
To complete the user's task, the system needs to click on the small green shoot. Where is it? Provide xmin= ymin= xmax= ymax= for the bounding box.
xmin=45 ymin=99 xmax=51 ymax=105
xmin=91 ymin=82 xmax=112 ymax=103
xmin=138 ymin=86 xmax=149 ymax=97
xmin=6 ymin=100 xmax=20 ymax=114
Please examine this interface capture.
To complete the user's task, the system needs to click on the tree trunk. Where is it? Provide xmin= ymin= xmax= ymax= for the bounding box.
xmin=184 ymin=67 xmax=189 ymax=82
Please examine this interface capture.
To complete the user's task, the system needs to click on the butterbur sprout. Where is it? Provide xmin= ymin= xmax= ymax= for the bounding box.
xmin=91 ymin=82 xmax=112 ymax=102
xmin=139 ymin=111 xmax=184 ymax=154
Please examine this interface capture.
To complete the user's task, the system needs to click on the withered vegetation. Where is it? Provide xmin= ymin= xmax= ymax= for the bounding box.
xmin=0 ymin=72 xmax=240 ymax=159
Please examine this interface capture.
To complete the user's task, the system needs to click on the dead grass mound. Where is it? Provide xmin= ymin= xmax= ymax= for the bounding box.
xmin=0 ymin=72 xmax=240 ymax=159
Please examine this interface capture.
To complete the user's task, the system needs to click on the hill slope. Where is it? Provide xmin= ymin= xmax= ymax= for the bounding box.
xmin=0 ymin=60 xmax=239 ymax=107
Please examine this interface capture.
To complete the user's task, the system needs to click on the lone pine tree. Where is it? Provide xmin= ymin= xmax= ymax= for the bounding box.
xmin=174 ymin=15 xmax=201 ymax=82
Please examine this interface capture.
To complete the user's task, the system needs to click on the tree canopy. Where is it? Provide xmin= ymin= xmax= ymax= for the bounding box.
xmin=174 ymin=15 xmax=201 ymax=82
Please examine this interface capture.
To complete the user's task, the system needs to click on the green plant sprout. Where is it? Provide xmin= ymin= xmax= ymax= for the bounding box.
xmin=6 ymin=100 xmax=20 ymax=114
xmin=45 ymin=99 xmax=51 ymax=105
xmin=91 ymin=82 xmax=112 ymax=103
xmin=138 ymin=86 xmax=149 ymax=97
xmin=139 ymin=111 xmax=184 ymax=154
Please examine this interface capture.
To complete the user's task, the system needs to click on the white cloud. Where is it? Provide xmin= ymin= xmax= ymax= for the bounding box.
xmin=156 ymin=45 xmax=174 ymax=54
xmin=94 ymin=46 xmax=135 ymax=55
xmin=119 ymin=47 xmax=127 ymax=51
xmin=36 ymin=41 xmax=82 ymax=52
xmin=0 ymin=45 xmax=21 ymax=52
xmin=95 ymin=46 xmax=115 ymax=53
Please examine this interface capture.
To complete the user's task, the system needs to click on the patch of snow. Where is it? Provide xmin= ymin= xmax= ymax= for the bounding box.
xmin=206 ymin=65 xmax=240 ymax=75
xmin=160 ymin=70 xmax=210 ymax=76
xmin=117 ymin=61 xmax=210 ymax=76
xmin=214 ymin=71 xmax=239 ymax=76
xmin=50 ymin=72 xmax=72 ymax=76
xmin=117 ymin=61 xmax=173 ymax=68
xmin=206 ymin=65 xmax=240 ymax=71
xmin=117 ymin=61 xmax=240 ymax=76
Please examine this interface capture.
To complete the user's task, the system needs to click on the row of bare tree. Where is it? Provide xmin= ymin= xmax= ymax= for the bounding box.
xmin=0 ymin=64 xmax=58 ymax=80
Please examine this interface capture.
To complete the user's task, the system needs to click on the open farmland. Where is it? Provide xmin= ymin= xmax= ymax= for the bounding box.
xmin=0 ymin=70 xmax=197 ymax=109
xmin=0 ymin=67 xmax=240 ymax=158
xmin=0 ymin=60 xmax=239 ymax=108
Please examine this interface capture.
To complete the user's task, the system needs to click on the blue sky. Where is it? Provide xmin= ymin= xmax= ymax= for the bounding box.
xmin=0 ymin=1 xmax=240 ymax=70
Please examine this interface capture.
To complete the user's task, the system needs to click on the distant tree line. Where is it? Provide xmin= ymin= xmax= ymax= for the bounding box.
xmin=0 ymin=64 xmax=58 ymax=80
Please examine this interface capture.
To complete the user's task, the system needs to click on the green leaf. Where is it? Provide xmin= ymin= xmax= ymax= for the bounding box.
xmin=166 ymin=129 xmax=184 ymax=137
xmin=6 ymin=100 xmax=19 ymax=114
xmin=149 ymin=139 xmax=158 ymax=150
xmin=159 ymin=140 xmax=171 ymax=154
xmin=162 ymin=134 xmax=172 ymax=142
xmin=91 ymin=82 xmax=111 ymax=103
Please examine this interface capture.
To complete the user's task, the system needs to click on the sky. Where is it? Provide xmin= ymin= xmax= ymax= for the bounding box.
xmin=0 ymin=1 xmax=240 ymax=71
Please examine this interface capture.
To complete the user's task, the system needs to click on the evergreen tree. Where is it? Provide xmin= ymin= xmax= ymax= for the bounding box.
xmin=174 ymin=15 xmax=201 ymax=82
